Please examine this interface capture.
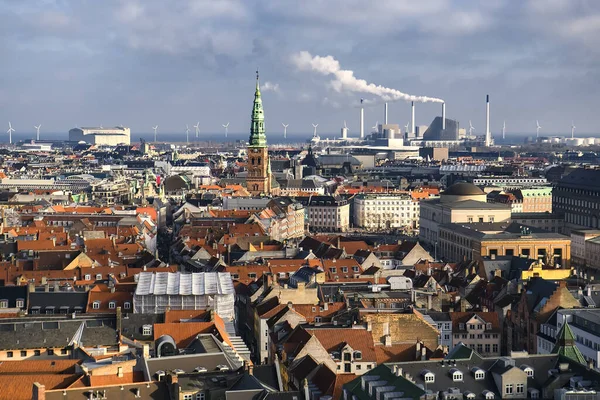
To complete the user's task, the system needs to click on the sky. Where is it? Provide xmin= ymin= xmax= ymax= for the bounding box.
xmin=1 ymin=0 xmax=600 ymax=138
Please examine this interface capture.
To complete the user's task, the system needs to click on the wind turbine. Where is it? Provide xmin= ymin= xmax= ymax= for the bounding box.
xmin=193 ymin=122 xmax=200 ymax=138
xmin=468 ymin=120 xmax=474 ymax=136
xmin=34 ymin=124 xmax=41 ymax=141
xmin=502 ymin=121 xmax=506 ymax=140
xmin=7 ymin=122 xmax=14 ymax=144
xmin=152 ymin=125 xmax=159 ymax=142
xmin=571 ymin=121 xmax=576 ymax=139
xmin=312 ymin=123 xmax=319 ymax=138
xmin=404 ymin=122 xmax=410 ymax=134
xmin=185 ymin=124 xmax=190 ymax=143
xmin=222 ymin=122 xmax=230 ymax=138
xmin=282 ymin=123 xmax=289 ymax=139
xmin=372 ymin=121 xmax=379 ymax=133
xmin=536 ymin=120 xmax=542 ymax=138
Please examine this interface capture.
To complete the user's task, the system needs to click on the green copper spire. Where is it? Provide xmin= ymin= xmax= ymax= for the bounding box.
xmin=552 ymin=321 xmax=586 ymax=365
xmin=249 ymin=70 xmax=267 ymax=147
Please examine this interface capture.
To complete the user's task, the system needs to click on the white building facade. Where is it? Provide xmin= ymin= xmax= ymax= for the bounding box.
xmin=353 ymin=193 xmax=418 ymax=230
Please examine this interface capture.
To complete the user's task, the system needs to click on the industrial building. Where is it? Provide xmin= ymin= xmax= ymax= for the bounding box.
xmin=69 ymin=126 xmax=131 ymax=145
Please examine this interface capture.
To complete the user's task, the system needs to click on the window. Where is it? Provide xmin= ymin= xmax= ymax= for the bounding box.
xmin=342 ymin=267 xmax=348 ymax=273
xmin=61 ymin=349 xmax=67 ymax=355
xmin=354 ymin=351 xmax=362 ymax=360
xmin=6 ymin=351 xmax=13 ymax=358
xmin=330 ymin=267 xmax=337 ymax=273
xmin=96 ymin=273 xmax=102 ymax=280
xmin=475 ymin=371 xmax=485 ymax=380
xmin=34 ymin=350 xmax=41 ymax=356
xmin=183 ymin=394 xmax=193 ymax=400
xmin=48 ymin=349 xmax=54 ymax=356
xmin=516 ymin=384 xmax=524 ymax=394
xmin=452 ymin=371 xmax=463 ymax=382
xmin=20 ymin=350 xmax=27 ymax=357
xmin=16 ymin=299 xmax=24 ymax=308
xmin=492 ymin=344 xmax=498 ymax=353
xmin=143 ymin=325 xmax=152 ymax=336
xmin=196 ymin=393 xmax=205 ymax=400
xmin=424 ymin=373 xmax=435 ymax=383
xmin=315 ymin=317 xmax=322 ymax=323
xmin=92 ymin=301 xmax=100 ymax=310
xmin=84 ymin=274 xmax=91 ymax=281
xmin=485 ymin=344 xmax=490 ymax=353
xmin=248 ymin=273 xmax=257 ymax=279
xmin=124 ymin=302 xmax=131 ymax=310
xmin=108 ymin=302 xmax=116 ymax=309
xmin=505 ymin=384 xmax=513 ymax=395
xmin=0 ymin=299 xmax=7 ymax=308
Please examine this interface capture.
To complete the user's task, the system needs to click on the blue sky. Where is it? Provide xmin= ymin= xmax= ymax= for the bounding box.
xmin=1 ymin=0 xmax=599 ymax=137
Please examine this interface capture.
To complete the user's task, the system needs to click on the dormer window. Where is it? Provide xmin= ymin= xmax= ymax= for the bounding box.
xmin=84 ymin=274 xmax=91 ymax=281
xmin=0 ymin=299 xmax=8 ymax=308
xmin=354 ymin=351 xmax=362 ymax=360
xmin=124 ymin=302 xmax=131 ymax=310
xmin=486 ymin=322 xmax=492 ymax=330
xmin=472 ymin=367 xmax=485 ymax=380
xmin=96 ymin=273 xmax=102 ymax=280
xmin=450 ymin=368 xmax=463 ymax=382
xmin=459 ymin=323 xmax=465 ymax=330
xmin=421 ymin=370 xmax=435 ymax=383
xmin=16 ymin=298 xmax=24 ymax=308
xmin=92 ymin=301 xmax=101 ymax=309
xmin=520 ymin=365 xmax=534 ymax=378
xmin=108 ymin=301 xmax=116 ymax=309
xmin=143 ymin=325 xmax=152 ymax=336
xmin=483 ymin=390 xmax=495 ymax=399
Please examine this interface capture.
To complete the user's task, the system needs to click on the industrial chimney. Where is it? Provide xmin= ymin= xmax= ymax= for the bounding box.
xmin=384 ymin=102 xmax=388 ymax=125
xmin=485 ymin=95 xmax=491 ymax=147
xmin=411 ymin=101 xmax=415 ymax=136
xmin=360 ymin=99 xmax=364 ymax=138
xmin=441 ymin=102 xmax=446 ymax=130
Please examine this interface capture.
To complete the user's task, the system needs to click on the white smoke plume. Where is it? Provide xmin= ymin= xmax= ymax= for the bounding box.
xmin=291 ymin=51 xmax=444 ymax=103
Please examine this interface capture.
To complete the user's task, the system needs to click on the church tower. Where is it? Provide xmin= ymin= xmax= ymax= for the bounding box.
xmin=246 ymin=72 xmax=271 ymax=196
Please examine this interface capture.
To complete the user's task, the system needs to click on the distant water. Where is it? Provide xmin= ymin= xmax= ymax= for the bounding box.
xmin=6 ymin=131 xmax=600 ymax=146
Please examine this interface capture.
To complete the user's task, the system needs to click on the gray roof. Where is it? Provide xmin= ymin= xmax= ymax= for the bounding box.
xmin=440 ymin=221 xmax=570 ymax=241
xmin=146 ymin=352 xmax=234 ymax=376
xmin=0 ymin=315 xmax=118 ymax=350
xmin=558 ymin=168 xmax=600 ymax=191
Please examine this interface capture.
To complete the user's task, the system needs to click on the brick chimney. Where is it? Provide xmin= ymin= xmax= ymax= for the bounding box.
xmin=32 ymin=383 xmax=45 ymax=400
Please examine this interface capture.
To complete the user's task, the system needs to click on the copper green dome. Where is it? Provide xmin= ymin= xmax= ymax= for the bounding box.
xmin=444 ymin=182 xmax=485 ymax=196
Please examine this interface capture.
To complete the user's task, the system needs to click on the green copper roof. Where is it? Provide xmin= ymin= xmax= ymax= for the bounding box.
xmin=552 ymin=321 xmax=586 ymax=365
xmin=249 ymin=72 xmax=267 ymax=147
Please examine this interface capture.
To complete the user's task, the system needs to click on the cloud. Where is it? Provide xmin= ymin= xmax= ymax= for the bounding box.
xmin=261 ymin=81 xmax=280 ymax=93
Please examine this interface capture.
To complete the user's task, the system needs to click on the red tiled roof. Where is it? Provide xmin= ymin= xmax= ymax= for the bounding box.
xmin=305 ymin=328 xmax=377 ymax=361
xmin=153 ymin=322 xmax=217 ymax=348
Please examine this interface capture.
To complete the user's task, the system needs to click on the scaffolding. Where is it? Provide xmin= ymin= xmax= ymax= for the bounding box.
xmin=133 ymin=272 xmax=235 ymax=319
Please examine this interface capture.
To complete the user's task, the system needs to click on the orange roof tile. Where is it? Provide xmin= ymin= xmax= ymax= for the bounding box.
xmin=153 ymin=322 xmax=218 ymax=348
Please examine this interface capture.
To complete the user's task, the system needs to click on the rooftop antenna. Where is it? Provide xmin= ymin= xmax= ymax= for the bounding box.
xmin=312 ymin=123 xmax=319 ymax=138
xmin=502 ymin=120 xmax=506 ymax=140
xmin=282 ymin=123 xmax=289 ymax=139
xmin=193 ymin=122 xmax=200 ymax=138
xmin=222 ymin=122 xmax=230 ymax=138
xmin=468 ymin=120 xmax=474 ymax=137
xmin=185 ymin=124 xmax=190 ymax=143
xmin=536 ymin=120 xmax=542 ymax=138
xmin=571 ymin=121 xmax=576 ymax=139
xmin=152 ymin=125 xmax=158 ymax=142
xmin=7 ymin=122 xmax=14 ymax=145
xmin=34 ymin=124 xmax=41 ymax=141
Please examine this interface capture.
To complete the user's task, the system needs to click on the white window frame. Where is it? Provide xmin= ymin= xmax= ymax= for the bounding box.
xmin=84 ymin=274 xmax=91 ymax=281
xmin=143 ymin=325 xmax=152 ymax=336
xmin=124 ymin=302 xmax=131 ymax=310
xmin=92 ymin=301 xmax=100 ymax=309
xmin=16 ymin=299 xmax=24 ymax=308
xmin=108 ymin=301 xmax=116 ymax=309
